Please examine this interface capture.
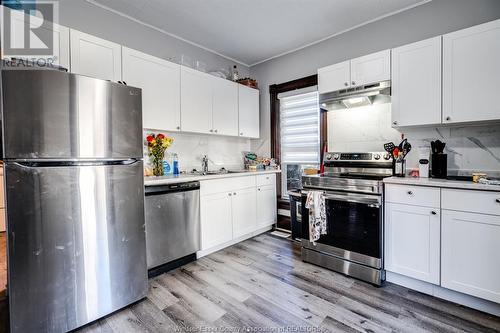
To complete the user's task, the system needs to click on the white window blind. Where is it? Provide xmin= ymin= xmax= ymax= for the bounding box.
xmin=279 ymin=91 xmax=320 ymax=165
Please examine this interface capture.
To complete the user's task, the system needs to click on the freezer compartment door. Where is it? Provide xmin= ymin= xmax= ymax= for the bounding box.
xmin=1 ymin=70 xmax=143 ymax=159
xmin=6 ymin=161 xmax=147 ymax=333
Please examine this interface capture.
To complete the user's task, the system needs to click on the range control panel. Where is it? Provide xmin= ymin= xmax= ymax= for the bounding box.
xmin=324 ymin=152 xmax=391 ymax=162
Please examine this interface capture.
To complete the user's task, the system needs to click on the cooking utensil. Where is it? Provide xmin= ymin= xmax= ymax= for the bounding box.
xmin=402 ymin=141 xmax=412 ymax=158
xmin=384 ymin=142 xmax=396 ymax=153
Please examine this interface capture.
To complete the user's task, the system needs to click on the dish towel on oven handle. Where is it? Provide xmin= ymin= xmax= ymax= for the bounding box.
xmin=305 ymin=191 xmax=327 ymax=244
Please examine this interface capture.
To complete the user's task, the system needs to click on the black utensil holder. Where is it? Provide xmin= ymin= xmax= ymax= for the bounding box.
xmin=392 ymin=159 xmax=406 ymax=177
xmin=431 ymin=153 xmax=447 ymax=179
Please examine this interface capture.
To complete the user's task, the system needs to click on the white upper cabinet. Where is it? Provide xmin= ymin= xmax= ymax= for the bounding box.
xmin=443 ymin=19 xmax=500 ymax=124
xmin=318 ymin=60 xmax=351 ymax=93
xmin=2 ymin=8 xmax=70 ymax=70
xmin=238 ymin=85 xmax=260 ymax=138
xmin=181 ymin=66 xmax=213 ymax=134
xmin=385 ymin=203 xmax=440 ymax=284
xmin=318 ymin=50 xmax=390 ymax=94
xmin=70 ymin=29 xmax=122 ymax=81
xmin=122 ymin=47 xmax=181 ymax=131
xmin=441 ymin=210 xmax=500 ymax=303
xmin=391 ymin=37 xmax=442 ymax=127
xmin=212 ymin=76 xmax=239 ymax=136
xmin=350 ymin=49 xmax=391 ymax=87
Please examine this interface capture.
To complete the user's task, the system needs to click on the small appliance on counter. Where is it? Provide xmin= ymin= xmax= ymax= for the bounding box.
xmin=431 ymin=140 xmax=447 ymax=179
xmin=418 ymin=146 xmax=431 ymax=178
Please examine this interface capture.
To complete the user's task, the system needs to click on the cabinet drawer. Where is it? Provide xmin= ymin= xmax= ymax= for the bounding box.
xmin=442 ymin=189 xmax=500 ymax=216
xmin=256 ymin=174 xmax=275 ymax=187
xmin=385 ymin=184 xmax=440 ymax=207
xmin=201 ymin=176 xmax=256 ymax=196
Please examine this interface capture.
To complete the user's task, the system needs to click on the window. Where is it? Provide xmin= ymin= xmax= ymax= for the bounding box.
xmin=279 ymin=90 xmax=320 ymax=198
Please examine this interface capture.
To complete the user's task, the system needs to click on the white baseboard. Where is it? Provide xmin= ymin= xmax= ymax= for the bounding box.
xmin=196 ymin=225 xmax=273 ymax=258
xmin=386 ymin=271 xmax=500 ymax=317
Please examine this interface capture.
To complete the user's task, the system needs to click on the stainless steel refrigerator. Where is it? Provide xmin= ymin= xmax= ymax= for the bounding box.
xmin=0 ymin=69 xmax=148 ymax=332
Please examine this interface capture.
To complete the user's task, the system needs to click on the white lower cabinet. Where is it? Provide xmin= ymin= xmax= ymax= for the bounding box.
xmin=232 ymin=187 xmax=257 ymax=238
xmin=199 ymin=174 xmax=277 ymax=256
xmin=385 ymin=203 xmax=440 ymax=284
xmin=441 ymin=210 xmax=500 ymax=303
xmin=200 ymin=192 xmax=233 ymax=250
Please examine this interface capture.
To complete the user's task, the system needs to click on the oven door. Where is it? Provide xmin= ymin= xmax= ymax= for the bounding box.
xmin=301 ymin=190 xmax=382 ymax=269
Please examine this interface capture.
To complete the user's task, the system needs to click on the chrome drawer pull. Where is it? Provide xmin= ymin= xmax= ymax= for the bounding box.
xmin=496 ymin=198 xmax=500 ymax=203
xmin=407 ymin=191 xmax=413 ymax=195
xmin=431 ymin=211 xmax=437 ymax=215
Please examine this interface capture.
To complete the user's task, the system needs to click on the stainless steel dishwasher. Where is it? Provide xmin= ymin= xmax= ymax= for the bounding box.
xmin=144 ymin=181 xmax=200 ymax=276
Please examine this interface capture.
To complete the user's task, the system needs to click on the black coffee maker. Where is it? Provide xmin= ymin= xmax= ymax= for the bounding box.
xmin=431 ymin=140 xmax=447 ymax=179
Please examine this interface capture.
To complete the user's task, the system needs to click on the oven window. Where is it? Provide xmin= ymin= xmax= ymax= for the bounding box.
xmin=302 ymin=197 xmax=381 ymax=259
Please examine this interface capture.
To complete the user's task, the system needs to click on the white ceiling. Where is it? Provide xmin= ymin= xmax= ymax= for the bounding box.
xmin=87 ymin=0 xmax=431 ymax=66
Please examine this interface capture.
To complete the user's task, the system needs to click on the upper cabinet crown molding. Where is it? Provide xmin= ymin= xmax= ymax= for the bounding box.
xmin=70 ymin=29 xmax=122 ymax=82
xmin=391 ymin=36 xmax=442 ymax=127
xmin=318 ymin=49 xmax=390 ymax=94
xmin=443 ymin=19 xmax=500 ymax=124
xmin=122 ymin=47 xmax=181 ymax=132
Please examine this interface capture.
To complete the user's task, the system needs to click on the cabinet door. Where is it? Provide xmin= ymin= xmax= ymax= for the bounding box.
xmin=122 ymin=47 xmax=181 ymax=131
xmin=181 ymin=67 xmax=213 ymax=134
xmin=70 ymin=29 xmax=121 ymax=81
xmin=385 ymin=203 xmax=440 ymax=284
xmin=443 ymin=19 xmax=500 ymax=123
xmin=351 ymin=49 xmax=390 ymax=86
xmin=257 ymin=184 xmax=277 ymax=228
xmin=391 ymin=37 xmax=442 ymax=127
xmin=318 ymin=61 xmax=351 ymax=93
xmin=442 ymin=210 xmax=500 ymax=303
xmin=232 ymin=187 xmax=257 ymax=238
xmin=3 ymin=8 xmax=70 ymax=70
xmin=238 ymin=85 xmax=260 ymax=138
xmin=212 ymin=77 xmax=238 ymax=136
xmin=200 ymin=192 xmax=233 ymax=250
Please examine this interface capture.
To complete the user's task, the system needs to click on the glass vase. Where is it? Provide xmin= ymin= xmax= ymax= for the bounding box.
xmin=151 ymin=153 xmax=165 ymax=177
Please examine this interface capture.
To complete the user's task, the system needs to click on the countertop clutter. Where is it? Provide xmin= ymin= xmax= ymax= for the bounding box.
xmin=144 ymin=169 xmax=281 ymax=186
xmin=384 ymin=176 xmax=500 ymax=192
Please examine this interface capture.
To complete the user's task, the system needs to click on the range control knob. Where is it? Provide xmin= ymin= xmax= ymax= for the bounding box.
xmin=325 ymin=154 xmax=333 ymax=160
xmin=333 ymin=153 xmax=340 ymax=160
xmin=373 ymin=153 xmax=381 ymax=160
xmin=383 ymin=153 xmax=391 ymax=160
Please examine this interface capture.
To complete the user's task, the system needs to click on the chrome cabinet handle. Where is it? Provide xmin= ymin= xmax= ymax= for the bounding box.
xmin=344 ymin=82 xmax=348 ymax=86
xmin=233 ymin=192 xmax=237 ymax=195
xmin=431 ymin=211 xmax=437 ymax=215
xmin=352 ymin=81 xmax=356 ymax=85
xmin=393 ymin=121 xmax=398 ymax=125
xmin=496 ymin=198 xmax=500 ymax=203
xmin=228 ymin=193 xmax=232 ymax=196
xmin=446 ymin=116 xmax=451 ymax=121
xmin=240 ymin=132 xmax=244 ymax=136
xmin=258 ymin=188 xmax=261 ymax=191
xmin=214 ymin=129 xmax=218 ymax=133
xmin=176 ymin=126 xmax=180 ymax=130
xmin=407 ymin=191 xmax=413 ymax=195
xmin=209 ymin=129 xmax=213 ymax=133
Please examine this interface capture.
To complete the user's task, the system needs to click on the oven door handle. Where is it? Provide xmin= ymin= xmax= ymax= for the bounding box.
xmin=302 ymin=190 xmax=381 ymax=207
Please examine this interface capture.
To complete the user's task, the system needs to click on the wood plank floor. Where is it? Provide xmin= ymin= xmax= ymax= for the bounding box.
xmin=1 ymin=232 xmax=500 ymax=332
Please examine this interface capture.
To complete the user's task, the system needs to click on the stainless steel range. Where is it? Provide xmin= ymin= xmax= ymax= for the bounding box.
xmin=301 ymin=152 xmax=392 ymax=286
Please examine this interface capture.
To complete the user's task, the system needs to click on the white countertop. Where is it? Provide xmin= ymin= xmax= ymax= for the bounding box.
xmin=144 ymin=169 xmax=281 ymax=186
xmin=384 ymin=176 xmax=500 ymax=192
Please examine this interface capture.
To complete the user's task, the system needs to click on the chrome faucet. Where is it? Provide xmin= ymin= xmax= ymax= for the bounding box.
xmin=202 ymin=155 xmax=209 ymax=174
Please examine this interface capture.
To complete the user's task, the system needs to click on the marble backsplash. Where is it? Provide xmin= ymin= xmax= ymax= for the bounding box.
xmin=143 ymin=130 xmax=251 ymax=172
xmin=327 ymin=103 xmax=500 ymax=175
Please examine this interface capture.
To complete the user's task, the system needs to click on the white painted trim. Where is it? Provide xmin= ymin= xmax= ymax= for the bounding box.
xmin=85 ymin=0 xmax=431 ymax=67
xmin=196 ymin=225 xmax=272 ymax=258
xmin=84 ymin=0 xmax=250 ymax=67
xmin=249 ymin=0 xmax=432 ymax=66
xmin=386 ymin=271 xmax=500 ymax=317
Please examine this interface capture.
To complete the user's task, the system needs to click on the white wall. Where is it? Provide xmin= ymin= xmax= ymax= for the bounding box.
xmin=250 ymin=0 xmax=500 ymax=173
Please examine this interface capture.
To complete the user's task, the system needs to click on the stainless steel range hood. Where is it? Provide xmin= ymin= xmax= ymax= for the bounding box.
xmin=320 ymin=80 xmax=391 ymax=110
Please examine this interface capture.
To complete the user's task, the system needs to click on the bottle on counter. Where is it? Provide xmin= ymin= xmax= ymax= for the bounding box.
xmin=172 ymin=153 xmax=179 ymax=175
xmin=163 ymin=153 xmax=172 ymax=175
